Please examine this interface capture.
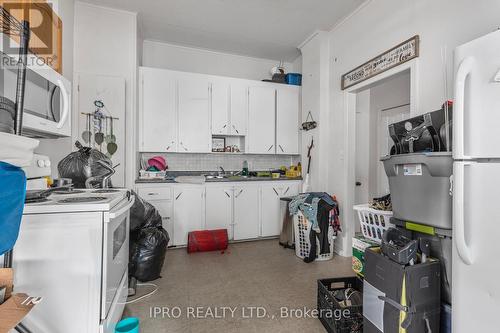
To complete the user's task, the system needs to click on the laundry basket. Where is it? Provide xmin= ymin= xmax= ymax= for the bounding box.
xmin=293 ymin=211 xmax=335 ymax=261
xmin=353 ymin=204 xmax=394 ymax=243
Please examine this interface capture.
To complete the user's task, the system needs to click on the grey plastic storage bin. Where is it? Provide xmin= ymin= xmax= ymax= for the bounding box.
xmin=381 ymin=152 xmax=452 ymax=229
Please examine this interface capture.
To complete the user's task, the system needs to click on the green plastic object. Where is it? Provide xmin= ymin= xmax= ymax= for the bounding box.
xmin=405 ymin=222 xmax=435 ymax=235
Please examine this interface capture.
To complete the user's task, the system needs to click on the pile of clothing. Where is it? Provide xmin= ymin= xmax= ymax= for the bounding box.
xmin=370 ymin=194 xmax=392 ymax=211
xmin=289 ymin=192 xmax=341 ymax=263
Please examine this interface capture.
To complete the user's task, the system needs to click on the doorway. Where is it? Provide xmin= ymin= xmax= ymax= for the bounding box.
xmin=342 ymin=62 xmax=417 ymax=251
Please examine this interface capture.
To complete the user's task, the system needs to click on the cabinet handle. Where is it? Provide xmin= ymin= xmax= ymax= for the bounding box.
xmin=232 ymin=124 xmax=239 ymax=134
xmin=284 ymin=187 xmax=290 ymax=195
xmin=175 ymin=192 xmax=183 ymax=200
xmin=224 ymin=190 xmax=231 ymax=198
xmin=267 ymin=145 xmax=274 ymax=152
xmin=222 ymin=124 xmax=227 ymax=129
xmin=180 ymin=142 xmax=188 ymax=151
xmin=162 ymin=217 xmax=170 ymax=220
xmin=279 ymin=145 xmax=284 ymax=152
xmin=166 ymin=140 xmax=175 ymax=151
xmin=147 ymin=192 xmax=160 ymax=196
xmin=235 ymin=189 xmax=244 ymax=198
xmin=273 ymin=188 xmax=279 ymax=196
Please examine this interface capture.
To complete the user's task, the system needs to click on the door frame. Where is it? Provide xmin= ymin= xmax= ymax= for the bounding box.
xmin=340 ymin=59 xmax=419 ymax=256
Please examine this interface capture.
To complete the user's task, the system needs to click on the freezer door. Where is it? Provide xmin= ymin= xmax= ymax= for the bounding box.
xmin=454 ymin=29 xmax=500 ymax=159
xmin=453 ymin=161 xmax=500 ymax=332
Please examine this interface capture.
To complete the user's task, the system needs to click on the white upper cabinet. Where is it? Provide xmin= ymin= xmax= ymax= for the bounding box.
xmin=139 ymin=68 xmax=177 ymax=152
xmin=276 ymin=88 xmax=300 ymax=155
xmin=229 ymin=83 xmax=248 ymax=136
xmin=247 ymin=86 xmax=276 ymax=154
xmin=211 ymin=80 xmax=230 ymax=135
xmin=178 ymin=76 xmax=211 ymax=153
xmin=138 ymin=67 xmax=300 ymax=155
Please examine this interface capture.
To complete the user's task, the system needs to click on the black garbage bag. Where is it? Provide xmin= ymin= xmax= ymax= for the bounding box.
xmin=57 ymin=141 xmax=112 ymax=188
xmin=129 ymin=227 xmax=169 ymax=281
xmin=129 ymin=191 xmax=170 ymax=282
xmin=129 ymin=190 xmax=162 ymax=232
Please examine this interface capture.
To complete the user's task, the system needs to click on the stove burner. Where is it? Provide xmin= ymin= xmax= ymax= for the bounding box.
xmin=92 ymin=189 xmax=120 ymax=194
xmin=25 ymin=198 xmax=50 ymax=204
xmin=52 ymin=190 xmax=86 ymax=195
xmin=58 ymin=197 xmax=107 ymax=204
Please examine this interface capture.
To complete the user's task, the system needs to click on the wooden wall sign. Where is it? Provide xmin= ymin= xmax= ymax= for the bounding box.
xmin=341 ymin=35 xmax=419 ymax=90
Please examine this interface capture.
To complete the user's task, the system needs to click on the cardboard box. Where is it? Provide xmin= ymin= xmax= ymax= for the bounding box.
xmin=352 ymin=234 xmax=378 ymax=277
xmin=0 ymin=268 xmax=39 ymax=333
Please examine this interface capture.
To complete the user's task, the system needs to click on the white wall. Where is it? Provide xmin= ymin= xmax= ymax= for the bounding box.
xmin=298 ymin=0 xmax=500 ymax=256
xmin=73 ymin=2 xmax=137 ymax=187
xmin=299 ymin=32 xmax=330 ymax=193
xmin=142 ymin=40 xmax=298 ymax=80
xmin=34 ymin=0 xmax=75 ymax=178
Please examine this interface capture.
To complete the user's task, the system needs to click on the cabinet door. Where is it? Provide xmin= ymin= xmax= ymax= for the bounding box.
xmin=205 ymin=186 xmax=233 ymax=240
xmin=233 ymin=185 xmax=260 ymax=240
xmin=260 ymin=184 xmax=284 ymax=237
xmin=148 ymin=200 xmax=174 ymax=246
xmin=230 ymin=83 xmax=248 ymax=136
xmin=178 ymin=76 xmax=211 ymax=153
xmin=172 ymin=186 xmax=204 ymax=246
xmin=139 ymin=68 xmax=177 ymax=152
xmin=247 ymin=86 xmax=276 ymax=154
xmin=276 ymin=88 xmax=300 ymax=154
xmin=212 ymin=81 xmax=230 ymax=135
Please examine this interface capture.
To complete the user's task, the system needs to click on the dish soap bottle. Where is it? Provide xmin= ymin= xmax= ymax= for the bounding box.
xmin=242 ymin=160 xmax=249 ymax=176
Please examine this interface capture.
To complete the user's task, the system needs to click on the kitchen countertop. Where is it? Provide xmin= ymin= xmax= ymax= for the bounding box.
xmin=136 ymin=175 xmax=303 ymax=184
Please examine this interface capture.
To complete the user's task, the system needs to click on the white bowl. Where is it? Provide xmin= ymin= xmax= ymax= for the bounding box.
xmin=0 ymin=132 xmax=39 ymax=167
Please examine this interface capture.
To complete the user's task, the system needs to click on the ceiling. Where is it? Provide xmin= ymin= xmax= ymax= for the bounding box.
xmin=82 ymin=0 xmax=365 ymax=62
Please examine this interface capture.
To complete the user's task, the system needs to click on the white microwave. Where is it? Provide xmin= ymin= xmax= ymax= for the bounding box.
xmin=0 ymin=52 xmax=71 ymax=138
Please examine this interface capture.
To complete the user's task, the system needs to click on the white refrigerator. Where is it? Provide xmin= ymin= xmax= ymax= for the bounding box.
xmin=453 ymin=29 xmax=500 ymax=332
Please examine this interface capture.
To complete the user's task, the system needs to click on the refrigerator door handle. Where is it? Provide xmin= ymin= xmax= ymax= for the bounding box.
xmin=454 ymin=56 xmax=475 ymax=159
xmin=454 ymin=162 xmax=474 ymax=265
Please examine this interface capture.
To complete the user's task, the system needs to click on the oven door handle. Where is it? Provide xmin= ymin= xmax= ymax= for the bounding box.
xmin=56 ymin=79 xmax=70 ymax=129
xmin=109 ymin=195 xmax=135 ymax=219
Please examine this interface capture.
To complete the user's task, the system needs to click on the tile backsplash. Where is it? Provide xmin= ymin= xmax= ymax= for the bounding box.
xmin=140 ymin=153 xmax=301 ymax=172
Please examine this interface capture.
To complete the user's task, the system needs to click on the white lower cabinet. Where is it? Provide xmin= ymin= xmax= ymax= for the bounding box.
xmin=172 ymin=186 xmax=205 ymax=246
xmin=233 ymin=184 xmax=260 ymax=240
xmin=138 ymin=181 xmax=300 ymax=246
xmin=260 ymin=182 xmax=300 ymax=237
xmin=205 ymin=185 xmax=234 ymax=239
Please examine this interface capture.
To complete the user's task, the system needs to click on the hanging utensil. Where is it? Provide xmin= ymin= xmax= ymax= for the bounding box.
xmin=105 ymin=117 xmax=112 ymax=144
xmin=82 ymin=114 xmax=91 ymax=144
xmin=109 ymin=117 xmax=116 ymax=143
xmin=106 ymin=118 xmax=118 ymax=155
xmin=94 ymin=116 xmax=104 ymax=147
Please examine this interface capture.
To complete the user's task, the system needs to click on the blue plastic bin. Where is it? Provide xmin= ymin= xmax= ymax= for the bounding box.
xmin=115 ymin=317 xmax=139 ymax=333
xmin=286 ymin=73 xmax=302 ymax=86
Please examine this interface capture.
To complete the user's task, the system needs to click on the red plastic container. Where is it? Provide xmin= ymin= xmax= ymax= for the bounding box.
xmin=187 ymin=229 xmax=228 ymax=253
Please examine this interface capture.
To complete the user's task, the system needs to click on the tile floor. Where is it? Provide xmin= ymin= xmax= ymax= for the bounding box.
xmin=124 ymin=239 xmax=353 ymax=332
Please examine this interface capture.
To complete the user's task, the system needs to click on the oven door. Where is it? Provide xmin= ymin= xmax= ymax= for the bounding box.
xmin=102 ymin=195 xmax=135 ymax=319
xmin=0 ymin=52 xmax=71 ymax=137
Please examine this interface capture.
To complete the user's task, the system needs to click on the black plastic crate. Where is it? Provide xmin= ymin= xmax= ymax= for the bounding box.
xmin=317 ymin=277 xmax=363 ymax=333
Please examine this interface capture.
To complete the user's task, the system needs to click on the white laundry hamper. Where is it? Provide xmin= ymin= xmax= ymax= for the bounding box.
xmin=293 ymin=211 xmax=335 ymax=261
xmin=353 ymin=204 xmax=394 ymax=243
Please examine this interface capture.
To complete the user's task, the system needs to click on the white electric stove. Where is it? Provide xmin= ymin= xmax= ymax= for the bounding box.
xmin=13 ymin=155 xmax=134 ymax=333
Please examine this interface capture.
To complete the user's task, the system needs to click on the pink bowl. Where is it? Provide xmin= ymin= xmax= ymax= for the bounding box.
xmin=148 ymin=156 xmax=167 ymax=171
